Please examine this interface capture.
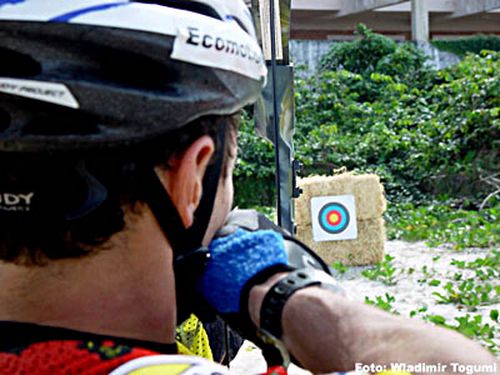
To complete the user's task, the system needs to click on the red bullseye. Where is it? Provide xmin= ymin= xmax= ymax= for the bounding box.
xmin=327 ymin=211 xmax=341 ymax=225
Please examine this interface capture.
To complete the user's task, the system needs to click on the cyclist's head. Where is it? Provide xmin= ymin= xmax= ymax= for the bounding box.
xmin=0 ymin=0 xmax=266 ymax=265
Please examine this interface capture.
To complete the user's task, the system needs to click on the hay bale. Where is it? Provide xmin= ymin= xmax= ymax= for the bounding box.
xmin=296 ymin=218 xmax=385 ymax=266
xmin=295 ymin=173 xmax=386 ymax=226
xmin=294 ymin=172 xmax=387 ymax=265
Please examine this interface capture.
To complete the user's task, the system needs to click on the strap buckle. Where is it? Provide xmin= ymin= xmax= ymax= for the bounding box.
xmin=257 ymin=327 xmax=291 ymax=368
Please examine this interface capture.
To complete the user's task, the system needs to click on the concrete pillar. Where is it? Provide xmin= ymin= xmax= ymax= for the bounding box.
xmin=411 ymin=0 xmax=429 ymax=41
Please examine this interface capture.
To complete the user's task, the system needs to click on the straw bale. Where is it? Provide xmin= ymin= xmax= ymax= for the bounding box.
xmin=295 ymin=173 xmax=386 ymax=227
xmin=296 ymin=218 xmax=385 ymax=266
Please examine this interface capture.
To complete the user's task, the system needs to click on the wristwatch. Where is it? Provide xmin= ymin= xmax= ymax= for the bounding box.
xmin=257 ymin=268 xmax=345 ymax=366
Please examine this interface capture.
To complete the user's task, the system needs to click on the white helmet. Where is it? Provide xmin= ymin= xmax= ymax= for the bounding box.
xmin=0 ymin=0 xmax=267 ymax=151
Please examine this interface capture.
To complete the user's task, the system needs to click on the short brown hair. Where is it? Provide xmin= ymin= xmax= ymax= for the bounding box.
xmin=0 ymin=114 xmax=239 ymax=266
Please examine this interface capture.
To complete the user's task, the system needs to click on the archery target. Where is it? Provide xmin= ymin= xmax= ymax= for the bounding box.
xmin=311 ymin=195 xmax=358 ymax=242
xmin=318 ymin=202 xmax=350 ymax=234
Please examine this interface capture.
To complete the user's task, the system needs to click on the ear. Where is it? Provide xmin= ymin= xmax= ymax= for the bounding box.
xmin=156 ymin=135 xmax=215 ymax=228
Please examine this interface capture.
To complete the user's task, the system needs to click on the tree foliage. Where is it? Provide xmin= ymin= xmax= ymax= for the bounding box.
xmin=432 ymin=35 xmax=500 ymax=57
xmin=233 ymin=111 xmax=276 ymax=207
xmin=234 ymin=26 xmax=500 ymax=208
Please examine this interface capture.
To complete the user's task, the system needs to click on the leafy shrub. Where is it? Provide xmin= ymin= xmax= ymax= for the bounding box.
xmin=432 ymin=279 xmax=499 ymax=311
xmin=320 ymin=24 xmax=398 ymax=75
xmin=295 ymin=47 xmax=499 ymax=205
xmin=432 ymin=35 xmax=500 ymax=57
xmin=451 ymin=251 xmax=499 ymax=281
xmin=361 ymin=254 xmax=398 ymax=285
xmin=385 ymin=202 xmax=499 ymax=249
xmin=318 ymin=24 xmax=433 ymax=101
xmin=365 ymin=293 xmax=399 ymax=314
xmin=234 ymin=25 xmax=499 ymax=209
xmin=233 ymin=111 xmax=275 ymax=207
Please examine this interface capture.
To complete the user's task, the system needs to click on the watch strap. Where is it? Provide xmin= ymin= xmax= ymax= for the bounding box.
xmin=259 ymin=269 xmax=321 ymax=339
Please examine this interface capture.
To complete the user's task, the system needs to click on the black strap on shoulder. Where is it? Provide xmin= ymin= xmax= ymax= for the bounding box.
xmin=142 ymin=123 xmax=226 ymax=323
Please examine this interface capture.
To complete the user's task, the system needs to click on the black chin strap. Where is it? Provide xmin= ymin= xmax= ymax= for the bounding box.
xmin=143 ymin=124 xmax=226 ymax=323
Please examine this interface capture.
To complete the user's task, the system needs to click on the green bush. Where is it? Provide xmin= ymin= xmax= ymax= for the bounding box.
xmin=318 ymin=24 xmax=434 ymax=101
xmin=233 ymin=111 xmax=275 ymax=207
xmin=386 ymin=202 xmax=499 ymax=249
xmin=295 ymin=45 xmax=499 ymax=205
xmin=234 ymin=25 xmax=499 ymax=209
xmin=319 ymin=24 xmax=398 ymax=76
xmin=432 ymin=35 xmax=500 ymax=57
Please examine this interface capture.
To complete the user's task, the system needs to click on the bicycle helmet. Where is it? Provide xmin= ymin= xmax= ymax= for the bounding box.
xmin=0 ymin=0 xmax=267 ymax=320
xmin=0 ymin=0 xmax=266 ymax=151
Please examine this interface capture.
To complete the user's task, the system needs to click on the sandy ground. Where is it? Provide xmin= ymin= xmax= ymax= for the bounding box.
xmin=229 ymin=240 xmax=499 ymax=374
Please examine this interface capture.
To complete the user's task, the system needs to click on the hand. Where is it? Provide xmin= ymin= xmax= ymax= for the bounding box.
xmin=197 ymin=228 xmax=289 ymax=314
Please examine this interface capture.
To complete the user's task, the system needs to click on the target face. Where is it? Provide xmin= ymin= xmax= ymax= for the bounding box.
xmin=318 ymin=202 xmax=350 ymax=234
xmin=311 ymin=195 xmax=358 ymax=242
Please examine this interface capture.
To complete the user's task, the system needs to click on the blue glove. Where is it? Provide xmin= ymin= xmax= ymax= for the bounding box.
xmin=197 ymin=228 xmax=288 ymax=314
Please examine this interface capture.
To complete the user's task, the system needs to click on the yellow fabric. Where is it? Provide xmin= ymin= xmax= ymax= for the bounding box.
xmin=175 ymin=314 xmax=213 ymax=361
xmin=176 ymin=341 xmax=193 ymax=356
xmin=128 ymin=364 xmax=190 ymax=375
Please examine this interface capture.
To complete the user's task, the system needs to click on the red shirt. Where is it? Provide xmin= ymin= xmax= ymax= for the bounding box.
xmin=0 ymin=321 xmax=177 ymax=375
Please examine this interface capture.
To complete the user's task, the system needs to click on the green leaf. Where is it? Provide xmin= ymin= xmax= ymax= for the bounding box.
xmin=429 ymin=279 xmax=441 ymax=287
xmin=490 ymin=309 xmax=499 ymax=322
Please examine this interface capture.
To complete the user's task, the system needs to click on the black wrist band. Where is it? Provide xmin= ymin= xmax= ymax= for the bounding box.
xmin=259 ymin=269 xmax=322 ymax=339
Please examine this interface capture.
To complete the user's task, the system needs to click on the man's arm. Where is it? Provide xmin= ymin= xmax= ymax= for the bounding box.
xmin=248 ymin=273 xmax=498 ymax=374
xmin=197 ymin=226 xmax=496 ymax=374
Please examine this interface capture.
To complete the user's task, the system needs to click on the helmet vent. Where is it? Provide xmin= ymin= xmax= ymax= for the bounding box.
xmin=22 ymin=112 xmax=99 ymax=136
xmin=134 ymin=1 xmax=221 ymax=20
xmin=0 ymin=108 xmax=10 ymax=132
xmin=0 ymin=48 xmax=41 ymax=78
xmin=98 ymin=49 xmax=175 ymax=90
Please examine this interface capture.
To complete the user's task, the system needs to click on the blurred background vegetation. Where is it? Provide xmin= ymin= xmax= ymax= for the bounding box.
xmin=234 ymin=25 xmax=499 ymax=249
xmin=431 ymin=34 xmax=500 ymax=56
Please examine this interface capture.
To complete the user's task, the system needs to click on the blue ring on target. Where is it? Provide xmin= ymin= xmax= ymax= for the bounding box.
xmin=318 ymin=202 xmax=350 ymax=234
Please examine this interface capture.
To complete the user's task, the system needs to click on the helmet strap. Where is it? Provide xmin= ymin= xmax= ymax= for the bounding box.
xmin=143 ymin=124 xmax=226 ymax=322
